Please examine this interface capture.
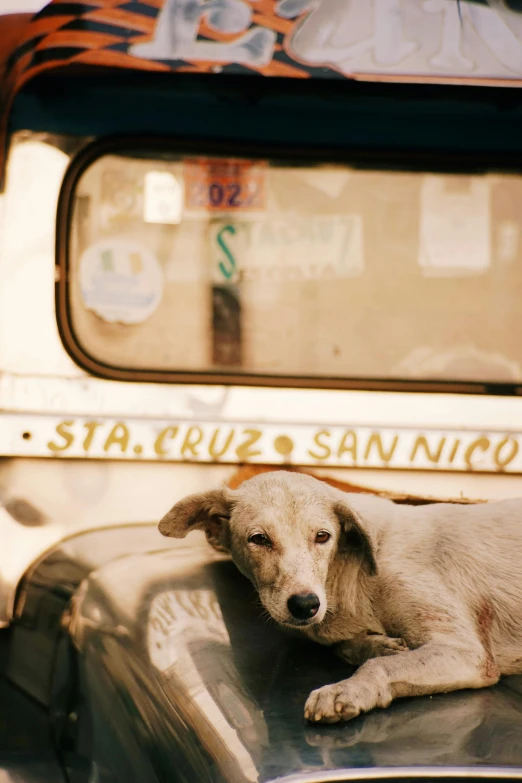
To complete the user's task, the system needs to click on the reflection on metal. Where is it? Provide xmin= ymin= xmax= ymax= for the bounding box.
xmin=148 ymin=589 xmax=228 ymax=672
xmin=277 ymin=770 xmax=522 ymax=782
xmin=0 ymin=501 xmax=55 ymax=626
xmin=148 ymin=588 xmax=261 ymax=781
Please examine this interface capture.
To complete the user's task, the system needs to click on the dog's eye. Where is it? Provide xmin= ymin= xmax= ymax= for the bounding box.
xmin=248 ymin=533 xmax=271 ymax=547
xmin=316 ymin=531 xmax=331 ymax=544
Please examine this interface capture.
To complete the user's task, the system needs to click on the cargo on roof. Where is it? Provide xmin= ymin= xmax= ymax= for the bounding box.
xmin=1 ymin=0 xmax=522 ymax=179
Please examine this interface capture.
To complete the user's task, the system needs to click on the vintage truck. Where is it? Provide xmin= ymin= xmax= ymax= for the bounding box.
xmin=1 ymin=1 xmax=522 ymax=781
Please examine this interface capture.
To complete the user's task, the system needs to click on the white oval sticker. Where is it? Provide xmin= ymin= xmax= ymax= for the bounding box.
xmin=79 ymin=238 xmax=163 ymax=325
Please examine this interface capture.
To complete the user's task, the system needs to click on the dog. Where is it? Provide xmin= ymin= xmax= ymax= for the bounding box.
xmin=158 ymin=470 xmax=522 ymax=724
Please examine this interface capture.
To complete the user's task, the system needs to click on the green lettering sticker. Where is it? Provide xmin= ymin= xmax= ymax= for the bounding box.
xmin=217 ymin=224 xmax=237 ymax=281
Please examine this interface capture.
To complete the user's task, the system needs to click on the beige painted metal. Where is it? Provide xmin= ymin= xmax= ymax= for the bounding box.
xmin=0 ymin=133 xmax=522 ymax=627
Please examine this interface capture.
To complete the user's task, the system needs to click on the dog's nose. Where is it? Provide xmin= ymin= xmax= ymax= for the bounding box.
xmin=287 ymin=592 xmax=320 ymax=620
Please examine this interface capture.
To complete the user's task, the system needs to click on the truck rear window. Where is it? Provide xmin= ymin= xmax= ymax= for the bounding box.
xmin=58 ymin=144 xmax=522 ymax=389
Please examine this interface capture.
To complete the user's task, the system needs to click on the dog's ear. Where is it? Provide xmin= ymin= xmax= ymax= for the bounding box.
xmin=333 ymin=500 xmax=378 ymax=576
xmin=159 ymin=489 xmax=233 ymax=553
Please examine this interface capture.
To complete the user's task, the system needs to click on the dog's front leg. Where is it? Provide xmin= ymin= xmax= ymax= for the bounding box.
xmin=305 ymin=637 xmax=498 ymax=724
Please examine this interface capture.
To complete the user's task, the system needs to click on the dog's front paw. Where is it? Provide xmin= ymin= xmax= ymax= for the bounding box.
xmin=370 ymin=634 xmax=409 ymax=656
xmin=304 ymin=682 xmax=361 ymax=724
xmin=305 ymin=669 xmax=393 ymax=724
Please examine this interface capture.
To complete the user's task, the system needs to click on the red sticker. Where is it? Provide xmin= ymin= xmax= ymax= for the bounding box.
xmin=184 ymin=158 xmax=265 ymax=212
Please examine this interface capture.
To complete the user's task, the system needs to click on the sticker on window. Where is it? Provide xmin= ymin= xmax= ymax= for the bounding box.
xmin=209 ymin=215 xmax=364 ymax=284
xmin=418 ymin=177 xmax=491 ymax=276
xmin=184 ymin=158 xmax=265 ymax=213
xmin=79 ymin=238 xmax=164 ymax=325
xmin=143 ymin=171 xmax=183 ymax=224
xmin=101 ymin=169 xmax=141 ymax=229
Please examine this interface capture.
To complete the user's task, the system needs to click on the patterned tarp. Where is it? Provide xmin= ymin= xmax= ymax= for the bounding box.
xmin=0 ymin=0 xmax=317 ymax=181
xmin=1 ymin=0 xmax=522 ymax=182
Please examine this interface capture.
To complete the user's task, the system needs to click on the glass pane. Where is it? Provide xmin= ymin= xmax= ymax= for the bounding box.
xmin=66 ymin=151 xmax=522 ymax=384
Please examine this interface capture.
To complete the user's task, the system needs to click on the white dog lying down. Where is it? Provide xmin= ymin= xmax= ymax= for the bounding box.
xmin=159 ymin=471 xmax=522 ymax=724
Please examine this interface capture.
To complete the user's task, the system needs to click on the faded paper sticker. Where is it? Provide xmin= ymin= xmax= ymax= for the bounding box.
xmin=419 ymin=176 xmax=491 ymax=276
xmin=79 ymin=237 xmax=164 ymax=324
xmin=143 ymin=170 xmax=183 ymax=224
xmin=209 ymin=214 xmax=364 ymax=284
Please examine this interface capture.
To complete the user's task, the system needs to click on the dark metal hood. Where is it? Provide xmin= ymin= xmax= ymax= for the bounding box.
xmin=6 ymin=524 xmax=522 ymax=783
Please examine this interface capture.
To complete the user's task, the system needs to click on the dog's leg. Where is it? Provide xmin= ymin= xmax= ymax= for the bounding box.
xmin=305 ymin=636 xmax=499 ymax=724
xmin=335 ymin=631 xmax=409 ymax=666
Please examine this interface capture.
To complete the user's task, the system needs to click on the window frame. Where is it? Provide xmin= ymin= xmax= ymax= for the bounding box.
xmin=56 ymin=135 xmax=522 ymax=396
